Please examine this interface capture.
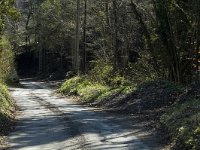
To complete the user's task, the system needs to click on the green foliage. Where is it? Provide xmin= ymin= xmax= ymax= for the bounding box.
xmin=59 ymin=75 xmax=136 ymax=102
xmin=0 ymin=0 xmax=20 ymax=33
xmin=88 ymin=60 xmax=143 ymax=88
xmin=89 ymin=60 xmax=113 ymax=84
xmin=0 ymin=37 xmax=14 ymax=82
xmin=152 ymin=0 xmax=200 ymax=82
xmin=0 ymin=82 xmax=13 ymax=122
xmin=161 ymin=98 xmax=200 ymax=150
xmin=37 ymin=0 xmax=75 ymax=51
xmin=60 ymin=76 xmax=109 ymax=101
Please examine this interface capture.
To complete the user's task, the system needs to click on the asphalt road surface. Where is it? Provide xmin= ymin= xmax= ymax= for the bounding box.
xmin=7 ymin=80 xmax=165 ymax=150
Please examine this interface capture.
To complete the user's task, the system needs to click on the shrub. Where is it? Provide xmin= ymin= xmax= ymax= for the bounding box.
xmin=89 ymin=60 xmax=113 ymax=84
xmin=0 ymin=37 xmax=14 ymax=82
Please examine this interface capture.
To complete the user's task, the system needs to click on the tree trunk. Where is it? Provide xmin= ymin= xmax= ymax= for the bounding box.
xmin=130 ymin=0 xmax=159 ymax=74
xmin=112 ymin=0 xmax=121 ymax=71
xmin=82 ymin=0 xmax=87 ymax=74
xmin=75 ymin=0 xmax=80 ymax=74
xmin=152 ymin=0 xmax=181 ymax=82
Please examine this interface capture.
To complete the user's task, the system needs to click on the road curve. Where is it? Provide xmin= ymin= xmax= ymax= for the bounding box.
xmin=7 ymin=80 xmax=163 ymax=150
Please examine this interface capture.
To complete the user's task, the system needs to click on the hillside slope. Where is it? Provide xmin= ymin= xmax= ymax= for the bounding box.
xmin=0 ymin=83 xmax=15 ymax=149
xmin=60 ymin=76 xmax=200 ymax=149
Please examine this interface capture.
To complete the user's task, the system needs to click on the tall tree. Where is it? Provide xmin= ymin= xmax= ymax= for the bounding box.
xmin=82 ymin=0 xmax=87 ymax=73
xmin=74 ymin=0 xmax=81 ymax=74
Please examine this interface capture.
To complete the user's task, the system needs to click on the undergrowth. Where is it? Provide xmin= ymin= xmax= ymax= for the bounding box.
xmin=0 ymin=82 xmax=14 ymax=146
xmin=59 ymin=61 xmax=199 ymax=150
xmin=59 ymin=76 xmax=136 ymax=102
xmin=0 ymin=37 xmax=15 ymax=147
xmin=0 ymin=37 xmax=15 ymax=82
xmin=161 ymin=98 xmax=200 ymax=150
xmin=0 ymin=83 xmax=14 ymax=124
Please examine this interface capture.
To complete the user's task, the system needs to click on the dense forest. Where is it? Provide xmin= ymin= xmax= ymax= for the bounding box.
xmin=0 ymin=0 xmax=200 ymax=149
xmin=8 ymin=0 xmax=199 ymax=83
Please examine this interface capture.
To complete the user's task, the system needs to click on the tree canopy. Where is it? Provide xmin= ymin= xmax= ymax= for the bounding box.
xmin=2 ymin=0 xmax=200 ymax=83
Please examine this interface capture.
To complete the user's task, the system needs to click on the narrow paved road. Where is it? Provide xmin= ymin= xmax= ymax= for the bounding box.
xmin=7 ymin=80 xmax=164 ymax=150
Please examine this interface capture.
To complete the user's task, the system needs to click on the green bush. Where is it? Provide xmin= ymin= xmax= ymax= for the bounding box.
xmin=89 ymin=60 xmax=113 ymax=84
xmin=89 ymin=59 xmax=140 ymax=86
xmin=0 ymin=37 xmax=14 ymax=82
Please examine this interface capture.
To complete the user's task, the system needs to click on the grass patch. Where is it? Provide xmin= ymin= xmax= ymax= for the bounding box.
xmin=0 ymin=82 xmax=14 ymax=142
xmin=160 ymin=98 xmax=200 ymax=150
xmin=59 ymin=76 xmax=136 ymax=102
xmin=0 ymin=83 xmax=13 ymax=120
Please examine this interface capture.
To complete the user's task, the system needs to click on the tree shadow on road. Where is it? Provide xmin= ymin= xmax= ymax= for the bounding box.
xmin=8 ymin=85 xmax=167 ymax=150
